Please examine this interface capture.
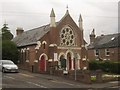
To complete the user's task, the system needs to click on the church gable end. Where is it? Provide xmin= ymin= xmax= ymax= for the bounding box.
xmin=13 ymin=8 xmax=88 ymax=73
xmin=55 ymin=11 xmax=83 ymax=47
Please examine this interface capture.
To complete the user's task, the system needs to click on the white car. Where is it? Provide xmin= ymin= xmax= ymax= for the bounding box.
xmin=0 ymin=60 xmax=18 ymax=73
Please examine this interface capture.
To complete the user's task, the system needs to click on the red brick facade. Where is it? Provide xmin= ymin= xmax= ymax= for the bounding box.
xmin=15 ymin=9 xmax=88 ymax=73
xmin=88 ymin=47 xmax=120 ymax=62
xmin=88 ymin=30 xmax=120 ymax=62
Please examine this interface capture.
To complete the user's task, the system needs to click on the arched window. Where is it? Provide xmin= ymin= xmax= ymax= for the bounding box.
xmin=43 ymin=43 xmax=46 ymax=49
xmin=42 ymin=41 xmax=47 ymax=49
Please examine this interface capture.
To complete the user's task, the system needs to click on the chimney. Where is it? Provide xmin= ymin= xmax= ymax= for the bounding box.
xmin=16 ymin=27 xmax=24 ymax=36
xmin=90 ymin=28 xmax=96 ymax=44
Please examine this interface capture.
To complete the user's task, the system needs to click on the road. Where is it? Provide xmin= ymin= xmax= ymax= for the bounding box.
xmin=2 ymin=70 xmax=120 ymax=89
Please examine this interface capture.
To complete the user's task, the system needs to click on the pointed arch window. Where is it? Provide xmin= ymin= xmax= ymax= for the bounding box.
xmin=42 ymin=41 xmax=47 ymax=49
xmin=43 ymin=43 xmax=46 ymax=49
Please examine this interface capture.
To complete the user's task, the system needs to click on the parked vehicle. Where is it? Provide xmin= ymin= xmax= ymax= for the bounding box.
xmin=0 ymin=60 xmax=18 ymax=73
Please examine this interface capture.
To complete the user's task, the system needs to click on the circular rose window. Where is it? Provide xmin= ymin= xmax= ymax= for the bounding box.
xmin=60 ymin=26 xmax=75 ymax=46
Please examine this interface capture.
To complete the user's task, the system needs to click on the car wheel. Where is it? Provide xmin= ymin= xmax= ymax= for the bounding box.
xmin=2 ymin=68 xmax=5 ymax=73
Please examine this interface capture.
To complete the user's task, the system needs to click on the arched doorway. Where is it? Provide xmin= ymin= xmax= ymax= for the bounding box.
xmin=39 ymin=55 xmax=46 ymax=72
xmin=67 ymin=53 xmax=72 ymax=70
xmin=39 ymin=53 xmax=48 ymax=72
xmin=60 ymin=55 xmax=66 ymax=70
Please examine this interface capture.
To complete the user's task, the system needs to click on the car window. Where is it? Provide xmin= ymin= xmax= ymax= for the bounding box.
xmin=2 ymin=61 xmax=14 ymax=65
xmin=0 ymin=62 xmax=2 ymax=65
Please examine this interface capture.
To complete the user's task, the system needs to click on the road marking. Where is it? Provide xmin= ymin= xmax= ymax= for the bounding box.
xmin=26 ymin=81 xmax=47 ymax=88
xmin=51 ymin=80 xmax=74 ymax=86
xmin=109 ymin=81 xmax=119 ymax=84
xmin=63 ymin=82 xmax=74 ymax=86
xmin=18 ymin=73 xmax=34 ymax=78
xmin=4 ymin=76 xmax=15 ymax=80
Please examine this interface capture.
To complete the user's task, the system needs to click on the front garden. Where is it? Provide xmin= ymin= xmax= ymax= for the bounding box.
xmin=89 ymin=60 xmax=120 ymax=82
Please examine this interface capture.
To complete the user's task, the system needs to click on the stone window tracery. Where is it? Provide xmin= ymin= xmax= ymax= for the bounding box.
xmin=60 ymin=26 xmax=75 ymax=46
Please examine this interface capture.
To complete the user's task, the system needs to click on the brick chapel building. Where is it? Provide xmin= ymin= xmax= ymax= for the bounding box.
xmin=87 ymin=29 xmax=120 ymax=62
xmin=13 ymin=9 xmax=88 ymax=73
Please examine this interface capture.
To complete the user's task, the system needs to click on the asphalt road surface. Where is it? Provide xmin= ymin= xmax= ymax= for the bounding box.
xmin=1 ymin=70 xmax=120 ymax=89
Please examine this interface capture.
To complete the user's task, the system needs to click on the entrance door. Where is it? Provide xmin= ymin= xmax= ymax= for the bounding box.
xmin=69 ymin=57 xmax=71 ymax=70
xmin=60 ymin=55 xmax=66 ymax=69
xmin=39 ymin=55 xmax=45 ymax=72
xmin=67 ymin=53 xmax=72 ymax=70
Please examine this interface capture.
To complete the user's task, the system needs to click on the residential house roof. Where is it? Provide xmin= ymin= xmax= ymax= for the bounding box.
xmin=88 ymin=33 xmax=120 ymax=49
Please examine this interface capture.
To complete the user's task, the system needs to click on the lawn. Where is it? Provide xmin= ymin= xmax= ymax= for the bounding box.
xmin=91 ymin=74 xmax=120 ymax=82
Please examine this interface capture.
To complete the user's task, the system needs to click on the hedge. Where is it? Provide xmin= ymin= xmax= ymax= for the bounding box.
xmin=89 ymin=60 xmax=120 ymax=74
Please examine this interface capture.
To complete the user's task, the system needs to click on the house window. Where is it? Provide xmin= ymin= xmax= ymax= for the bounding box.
xmin=105 ymin=49 xmax=110 ymax=56
xmin=95 ymin=49 xmax=99 ymax=56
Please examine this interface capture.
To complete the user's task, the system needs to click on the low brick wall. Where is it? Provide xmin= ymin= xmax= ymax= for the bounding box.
xmin=18 ymin=62 xmax=103 ymax=84
xmin=51 ymin=70 xmax=103 ymax=84
xmin=68 ymin=70 xmax=92 ymax=84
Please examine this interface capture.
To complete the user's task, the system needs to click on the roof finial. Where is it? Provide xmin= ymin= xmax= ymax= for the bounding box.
xmin=91 ymin=28 xmax=95 ymax=35
xmin=66 ymin=5 xmax=69 ymax=14
xmin=66 ymin=5 xmax=68 ymax=10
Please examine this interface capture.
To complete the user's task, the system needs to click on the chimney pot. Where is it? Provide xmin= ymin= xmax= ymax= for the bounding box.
xmin=16 ymin=27 xmax=24 ymax=36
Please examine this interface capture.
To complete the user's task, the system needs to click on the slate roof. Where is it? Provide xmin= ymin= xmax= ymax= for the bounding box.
xmin=12 ymin=24 xmax=50 ymax=47
xmin=12 ymin=11 xmax=69 ymax=48
xmin=12 ymin=11 xmax=87 ymax=48
xmin=88 ymin=33 xmax=120 ymax=49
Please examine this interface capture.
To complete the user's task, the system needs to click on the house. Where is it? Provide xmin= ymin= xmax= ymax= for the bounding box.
xmin=12 ymin=8 xmax=88 ymax=73
xmin=87 ymin=29 xmax=120 ymax=62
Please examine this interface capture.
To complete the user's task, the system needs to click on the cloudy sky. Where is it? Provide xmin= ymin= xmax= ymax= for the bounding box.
xmin=0 ymin=0 xmax=119 ymax=43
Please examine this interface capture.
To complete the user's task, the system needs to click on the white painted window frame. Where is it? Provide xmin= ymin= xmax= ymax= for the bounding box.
xmin=105 ymin=49 xmax=110 ymax=56
xmin=94 ymin=49 xmax=99 ymax=56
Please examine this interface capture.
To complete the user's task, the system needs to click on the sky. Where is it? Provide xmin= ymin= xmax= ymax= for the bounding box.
xmin=0 ymin=0 xmax=119 ymax=43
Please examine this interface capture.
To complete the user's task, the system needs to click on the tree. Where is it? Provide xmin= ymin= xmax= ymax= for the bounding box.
xmin=1 ymin=23 xmax=13 ymax=40
xmin=2 ymin=40 xmax=19 ymax=64
xmin=1 ymin=23 xmax=19 ymax=64
xmin=0 ymin=35 xmax=1 ymax=60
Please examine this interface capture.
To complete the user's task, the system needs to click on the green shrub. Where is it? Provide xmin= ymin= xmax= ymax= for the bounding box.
xmin=89 ymin=60 xmax=100 ymax=70
xmin=89 ymin=60 xmax=120 ymax=74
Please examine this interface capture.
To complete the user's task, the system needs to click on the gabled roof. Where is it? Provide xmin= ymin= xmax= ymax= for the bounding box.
xmin=88 ymin=33 xmax=120 ymax=49
xmin=13 ymin=10 xmax=87 ymax=48
xmin=12 ymin=10 xmax=71 ymax=48
xmin=12 ymin=24 xmax=50 ymax=47
xmin=12 ymin=10 xmax=71 ymax=47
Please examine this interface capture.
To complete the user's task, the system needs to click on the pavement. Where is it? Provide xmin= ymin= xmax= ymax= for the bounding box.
xmin=18 ymin=69 xmax=120 ymax=89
